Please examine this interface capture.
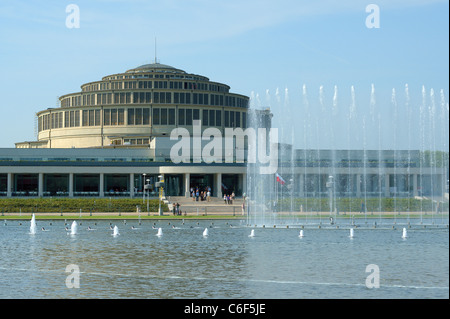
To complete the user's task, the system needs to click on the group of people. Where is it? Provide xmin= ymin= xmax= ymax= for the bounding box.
xmin=190 ymin=186 xmax=211 ymax=202
xmin=223 ymin=192 xmax=235 ymax=204
xmin=172 ymin=202 xmax=182 ymax=215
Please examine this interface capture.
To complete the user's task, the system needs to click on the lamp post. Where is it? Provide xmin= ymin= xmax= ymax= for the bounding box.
xmin=155 ymin=175 xmax=164 ymax=216
xmin=326 ymin=175 xmax=334 ymax=217
xmin=146 ymin=178 xmax=150 ymax=214
xmin=142 ymin=173 xmax=146 ymax=204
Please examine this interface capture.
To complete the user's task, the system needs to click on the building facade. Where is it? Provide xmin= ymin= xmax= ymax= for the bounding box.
xmin=2 ymin=62 xmax=447 ymax=201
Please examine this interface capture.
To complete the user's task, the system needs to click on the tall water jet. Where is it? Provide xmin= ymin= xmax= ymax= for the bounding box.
xmin=391 ymin=88 xmax=399 ymax=218
xmin=402 ymin=227 xmax=407 ymax=239
xmin=429 ymin=88 xmax=437 ymax=217
xmin=29 ymin=214 xmax=37 ymax=235
xmin=419 ymin=86 xmax=427 ymax=215
xmin=439 ymin=89 xmax=449 ymax=204
xmin=405 ymin=84 xmax=411 ymax=221
xmin=70 ymin=221 xmax=77 ymax=235
xmin=370 ymin=83 xmax=376 ymax=119
xmin=348 ymin=85 xmax=357 ymax=215
xmin=249 ymin=229 xmax=255 ymax=237
xmin=265 ymin=89 xmax=271 ymax=107
xmin=349 ymin=228 xmax=354 ymax=238
xmin=332 ymin=85 xmax=338 ymax=116
xmin=156 ymin=227 xmax=163 ymax=237
xmin=299 ymin=229 xmax=304 ymax=238
xmin=203 ymin=227 xmax=209 ymax=237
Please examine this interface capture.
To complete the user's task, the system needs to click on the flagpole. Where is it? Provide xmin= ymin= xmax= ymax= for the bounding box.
xmin=276 ymin=173 xmax=278 ymax=213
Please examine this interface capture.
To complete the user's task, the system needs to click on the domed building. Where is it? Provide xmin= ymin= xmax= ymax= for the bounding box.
xmin=3 ymin=62 xmax=254 ymax=200
xmin=20 ymin=62 xmax=249 ymax=149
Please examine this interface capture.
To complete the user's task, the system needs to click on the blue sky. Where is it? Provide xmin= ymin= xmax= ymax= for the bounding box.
xmin=0 ymin=0 xmax=448 ymax=150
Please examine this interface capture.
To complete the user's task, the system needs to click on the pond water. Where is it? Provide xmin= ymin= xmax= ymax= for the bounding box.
xmin=0 ymin=218 xmax=448 ymax=299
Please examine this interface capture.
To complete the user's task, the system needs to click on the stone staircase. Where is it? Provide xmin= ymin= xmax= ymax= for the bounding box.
xmin=164 ymin=195 xmax=245 ymax=216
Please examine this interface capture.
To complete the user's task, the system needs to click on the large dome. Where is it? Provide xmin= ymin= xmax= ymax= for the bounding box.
xmin=126 ymin=62 xmax=185 ymax=74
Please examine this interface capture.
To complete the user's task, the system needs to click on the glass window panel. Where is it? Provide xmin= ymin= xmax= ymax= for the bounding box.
xmin=95 ymin=109 xmax=101 ymax=126
xmin=224 ymin=111 xmax=229 ymax=127
xmin=143 ymin=108 xmax=150 ymax=125
xmin=153 ymin=108 xmax=160 ymax=125
xmin=203 ymin=110 xmax=208 ymax=126
xmin=118 ymin=109 xmax=124 ymax=125
xmin=65 ymin=111 xmax=69 ymax=127
xmin=89 ymin=110 xmax=94 ymax=126
xmin=178 ymin=108 xmax=185 ymax=125
xmin=209 ymin=109 xmax=215 ymax=125
xmin=104 ymin=109 xmax=110 ymax=125
xmin=128 ymin=108 xmax=135 ymax=125
xmin=111 ymin=109 xmax=117 ymax=125
xmin=168 ymin=108 xmax=175 ymax=125
xmin=193 ymin=109 xmax=199 ymax=120
xmin=216 ymin=110 xmax=221 ymax=126
xmin=135 ymin=108 xmax=142 ymax=125
xmin=75 ymin=110 xmax=80 ymax=127
xmin=161 ymin=108 xmax=167 ymax=125
xmin=186 ymin=109 xmax=192 ymax=125
xmin=82 ymin=110 xmax=88 ymax=126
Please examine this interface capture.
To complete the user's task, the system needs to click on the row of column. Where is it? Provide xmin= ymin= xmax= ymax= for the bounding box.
xmin=4 ymin=172 xmax=232 ymax=198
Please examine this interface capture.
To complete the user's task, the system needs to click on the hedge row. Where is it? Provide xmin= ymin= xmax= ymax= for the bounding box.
xmin=0 ymin=198 xmax=168 ymax=213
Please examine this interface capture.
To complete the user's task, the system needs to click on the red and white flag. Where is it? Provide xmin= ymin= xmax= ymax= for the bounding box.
xmin=275 ymin=173 xmax=285 ymax=185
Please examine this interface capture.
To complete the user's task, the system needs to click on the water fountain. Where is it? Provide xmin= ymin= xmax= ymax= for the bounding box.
xmin=156 ymin=227 xmax=163 ymax=237
xmin=349 ymin=228 xmax=354 ymax=239
xmin=113 ymin=225 xmax=120 ymax=237
xmin=247 ymin=84 xmax=448 ymax=228
xmin=70 ymin=221 xmax=77 ymax=235
xmin=299 ymin=229 xmax=304 ymax=238
xmin=249 ymin=229 xmax=255 ymax=237
xmin=29 ymin=214 xmax=36 ymax=235
xmin=203 ymin=228 xmax=209 ymax=237
xmin=402 ymin=227 xmax=407 ymax=239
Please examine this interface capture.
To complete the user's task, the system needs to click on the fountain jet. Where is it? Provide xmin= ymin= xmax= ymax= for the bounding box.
xmin=113 ymin=225 xmax=120 ymax=237
xmin=402 ymin=227 xmax=407 ymax=239
xmin=29 ymin=214 xmax=37 ymax=235
xmin=70 ymin=221 xmax=77 ymax=235
xmin=349 ymin=228 xmax=354 ymax=238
